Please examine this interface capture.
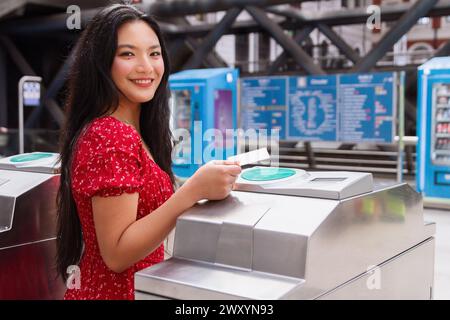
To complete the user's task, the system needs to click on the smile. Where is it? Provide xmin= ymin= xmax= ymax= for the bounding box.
xmin=131 ymin=79 xmax=153 ymax=87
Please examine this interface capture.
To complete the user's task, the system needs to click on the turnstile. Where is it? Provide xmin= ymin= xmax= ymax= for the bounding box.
xmin=0 ymin=152 xmax=65 ymax=299
xmin=135 ymin=167 xmax=435 ymax=300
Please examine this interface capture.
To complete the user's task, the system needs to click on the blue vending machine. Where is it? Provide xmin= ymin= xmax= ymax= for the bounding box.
xmin=417 ymin=57 xmax=450 ymax=200
xmin=169 ymin=68 xmax=239 ymax=179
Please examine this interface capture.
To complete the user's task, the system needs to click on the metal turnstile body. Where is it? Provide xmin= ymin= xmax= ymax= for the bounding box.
xmin=0 ymin=153 xmax=65 ymax=299
xmin=135 ymin=168 xmax=435 ymax=300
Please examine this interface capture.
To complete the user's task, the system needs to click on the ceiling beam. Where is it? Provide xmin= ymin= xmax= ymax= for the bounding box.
xmin=182 ymin=7 xmax=242 ymax=70
xmin=351 ymin=0 xmax=439 ymax=72
xmin=316 ymin=23 xmax=360 ymax=64
xmin=246 ymin=6 xmax=325 ymax=75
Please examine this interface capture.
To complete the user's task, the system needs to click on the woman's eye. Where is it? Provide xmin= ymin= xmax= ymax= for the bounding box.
xmin=150 ymin=51 xmax=161 ymax=57
xmin=119 ymin=52 xmax=134 ymax=57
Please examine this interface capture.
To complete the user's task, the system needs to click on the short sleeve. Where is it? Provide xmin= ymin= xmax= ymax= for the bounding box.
xmin=72 ymin=124 xmax=143 ymax=198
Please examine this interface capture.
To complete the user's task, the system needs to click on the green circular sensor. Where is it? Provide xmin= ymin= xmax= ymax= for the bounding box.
xmin=241 ymin=167 xmax=297 ymax=181
xmin=10 ymin=152 xmax=54 ymax=163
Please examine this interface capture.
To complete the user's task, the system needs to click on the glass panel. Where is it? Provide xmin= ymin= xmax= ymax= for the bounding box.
xmin=214 ymin=90 xmax=233 ymax=151
xmin=170 ymin=90 xmax=192 ymax=165
xmin=432 ymin=83 xmax=450 ymax=165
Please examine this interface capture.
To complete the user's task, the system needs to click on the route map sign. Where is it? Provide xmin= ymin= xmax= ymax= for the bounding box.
xmin=240 ymin=77 xmax=287 ymax=139
xmin=288 ymin=75 xmax=338 ymax=141
xmin=338 ymin=72 xmax=396 ymax=142
xmin=240 ymin=72 xmax=397 ymax=143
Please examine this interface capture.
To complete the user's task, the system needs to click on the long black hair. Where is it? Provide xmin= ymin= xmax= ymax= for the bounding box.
xmin=56 ymin=3 xmax=174 ymax=282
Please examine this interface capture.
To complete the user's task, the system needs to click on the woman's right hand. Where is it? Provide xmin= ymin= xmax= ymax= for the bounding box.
xmin=181 ymin=160 xmax=242 ymax=205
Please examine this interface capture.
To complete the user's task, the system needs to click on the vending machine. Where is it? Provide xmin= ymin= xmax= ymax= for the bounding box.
xmin=417 ymin=57 xmax=450 ymax=201
xmin=169 ymin=68 xmax=238 ymax=179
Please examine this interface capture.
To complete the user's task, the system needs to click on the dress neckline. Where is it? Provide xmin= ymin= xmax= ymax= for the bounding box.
xmin=103 ymin=115 xmax=156 ymax=164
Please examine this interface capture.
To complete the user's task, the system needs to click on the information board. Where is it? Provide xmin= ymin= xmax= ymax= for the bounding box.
xmin=240 ymin=72 xmax=398 ymax=143
xmin=23 ymin=80 xmax=41 ymax=107
xmin=240 ymin=77 xmax=287 ymax=139
xmin=288 ymin=75 xmax=338 ymax=141
xmin=338 ymin=72 xmax=396 ymax=142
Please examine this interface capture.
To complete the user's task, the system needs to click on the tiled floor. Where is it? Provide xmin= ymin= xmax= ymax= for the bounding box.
xmin=424 ymin=208 xmax=450 ymax=300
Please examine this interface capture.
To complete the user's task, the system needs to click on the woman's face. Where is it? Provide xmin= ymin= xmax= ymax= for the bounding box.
xmin=111 ymin=20 xmax=164 ymax=106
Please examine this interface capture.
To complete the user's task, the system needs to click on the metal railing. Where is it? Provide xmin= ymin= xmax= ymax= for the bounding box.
xmin=245 ymin=137 xmax=418 ymax=176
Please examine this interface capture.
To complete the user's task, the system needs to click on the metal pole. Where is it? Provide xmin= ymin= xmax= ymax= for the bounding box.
xmin=397 ymin=71 xmax=405 ymax=183
xmin=0 ymin=43 xmax=7 ymax=127
xmin=18 ymin=79 xmax=23 ymax=154
xmin=18 ymin=76 xmax=42 ymax=154
xmin=304 ymin=141 xmax=316 ymax=169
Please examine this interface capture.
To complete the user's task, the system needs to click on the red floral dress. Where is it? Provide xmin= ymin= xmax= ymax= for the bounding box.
xmin=64 ymin=116 xmax=174 ymax=300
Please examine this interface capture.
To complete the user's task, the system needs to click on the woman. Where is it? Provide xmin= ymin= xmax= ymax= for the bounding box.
xmin=56 ymin=4 xmax=241 ymax=300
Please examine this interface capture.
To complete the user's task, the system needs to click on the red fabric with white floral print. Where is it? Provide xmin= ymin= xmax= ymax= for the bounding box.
xmin=64 ymin=116 xmax=173 ymax=300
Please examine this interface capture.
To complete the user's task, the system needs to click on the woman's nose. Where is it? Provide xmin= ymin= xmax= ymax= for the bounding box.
xmin=136 ymin=56 xmax=154 ymax=73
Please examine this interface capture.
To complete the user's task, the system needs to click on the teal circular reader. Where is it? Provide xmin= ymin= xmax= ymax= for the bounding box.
xmin=10 ymin=152 xmax=54 ymax=163
xmin=241 ymin=167 xmax=297 ymax=181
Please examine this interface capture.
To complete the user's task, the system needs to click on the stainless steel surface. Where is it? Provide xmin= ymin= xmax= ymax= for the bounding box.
xmin=235 ymin=169 xmax=374 ymax=200
xmin=0 ymin=170 xmax=52 ymax=234
xmin=299 ymin=184 xmax=432 ymax=297
xmin=135 ymin=258 xmax=303 ymax=300
xmin=317 ymin=238 xmax=435 ymax=300
xmin=0 ymin=168 xmax=65 ymax=299
xmin=135 ymin=170 xmax=435 ymax=300
xmin=174 ymin=195 xmax=271 ymax=268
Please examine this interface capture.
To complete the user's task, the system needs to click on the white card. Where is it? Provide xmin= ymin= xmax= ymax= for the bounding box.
xmin=227 ymin=148 xmax=270 ymax=166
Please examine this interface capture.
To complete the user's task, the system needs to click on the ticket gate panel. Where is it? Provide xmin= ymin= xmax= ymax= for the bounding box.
xmin=0 ymin=167 xmax=64 ymax=299
xmin=135 ymin=258 xmax=304 ymax=300
xmin=135 ymin=168 xmax=435 ymax=300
